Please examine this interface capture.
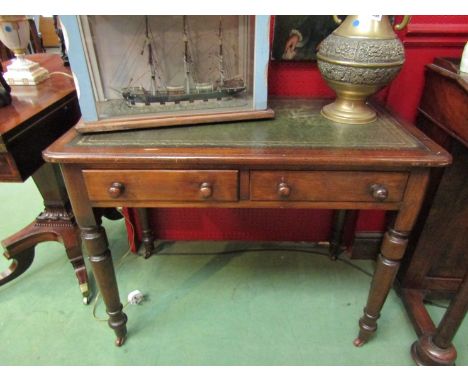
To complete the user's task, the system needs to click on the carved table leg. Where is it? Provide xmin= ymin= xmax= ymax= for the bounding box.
xmin=411 ymin=270 xmax=468 ymax=366
xmin=58 ymin=218 xmax=89 ymax=304
xmin=0 ymin=246 xmax=35 ymax=285
xmin=329 ymin=210 xmax=347 ymax=260
xmin=136 ymin=208 xmax=154 ymax=258
xmin=0 ymin=212 xmax=89 ymax=302
xmin=0 ymin=164 xmax=89 ymax=303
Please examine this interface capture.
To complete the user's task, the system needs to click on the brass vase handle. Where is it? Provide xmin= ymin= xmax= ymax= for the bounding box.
xmin=332 ymin=15 xmax=411 ymax=30
xmin=332 ymin=15 xmax=343 ymax=25
xmin=394 ymin=15 xmax=411 ymax=31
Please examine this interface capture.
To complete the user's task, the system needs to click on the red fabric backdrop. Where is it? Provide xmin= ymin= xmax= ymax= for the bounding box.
xmin=127 ymin=15 xmax=468 ymax=251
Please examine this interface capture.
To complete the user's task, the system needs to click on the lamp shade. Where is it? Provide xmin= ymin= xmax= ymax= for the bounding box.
xmin=0 ymin=16 xmax=49 ymax=85
xmin=0 ymin=16 xmax=30 ymax=55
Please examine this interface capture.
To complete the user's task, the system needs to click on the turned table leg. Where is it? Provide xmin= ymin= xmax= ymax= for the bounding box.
xmin=62 ymin=165 xmax=127 ymax=345
xmin=354 ymin=228 xmax=408 ymax=346
xmin=329 ymin=210 xmax=347 ymax=260
xmin=136 ymin=208 xmax=154 ymax=258
xmin=354 ymin=170 xmax=430 ymax=347
xmin=411 ymin=270 xmax=468 ymax=366
xmin=82 ymin=226 xmax=127 ymax=346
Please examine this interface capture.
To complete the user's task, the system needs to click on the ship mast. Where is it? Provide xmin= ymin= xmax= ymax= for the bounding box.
xmin=183 ymin=16 xmax=191 ymax=95
xmin=144 ymin=16 xmax=158 ymax=95
xmin=218 ymin=16 xmax=225 ymax=87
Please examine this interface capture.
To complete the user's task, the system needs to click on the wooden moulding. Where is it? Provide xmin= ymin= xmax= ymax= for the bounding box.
xmin=0 ymin=153 xmax=22 ymax=181
xmin=75 ymin=108 xmax=275 ymax=133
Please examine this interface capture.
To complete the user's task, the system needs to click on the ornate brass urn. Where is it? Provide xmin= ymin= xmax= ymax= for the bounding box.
xmin=317 ymin=15 xmax=410 ymax=124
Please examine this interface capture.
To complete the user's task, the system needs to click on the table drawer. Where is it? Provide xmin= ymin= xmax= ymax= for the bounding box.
xmin=250 ymin=171 xmax=408 ymax=202
xmin=83 ymin=170 xmax=239 ymax=202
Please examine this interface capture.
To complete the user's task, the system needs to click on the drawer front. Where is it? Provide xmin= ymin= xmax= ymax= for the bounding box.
xmin=250 ymin=171 xmax=408 ymax=202
xmin=83 ymin=170 xmax=239 ymax=202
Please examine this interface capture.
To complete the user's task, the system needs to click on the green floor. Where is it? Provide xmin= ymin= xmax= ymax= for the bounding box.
xmin=0 ymin=178 xmax=466 ymax=365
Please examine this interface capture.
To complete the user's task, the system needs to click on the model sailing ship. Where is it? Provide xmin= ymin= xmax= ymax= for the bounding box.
xmin=121 ymin=16 xmax=246 ymax=106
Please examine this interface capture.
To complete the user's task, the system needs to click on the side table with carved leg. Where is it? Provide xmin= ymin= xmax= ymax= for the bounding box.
xmin=0 ymin=53 xmax=89 ymax=303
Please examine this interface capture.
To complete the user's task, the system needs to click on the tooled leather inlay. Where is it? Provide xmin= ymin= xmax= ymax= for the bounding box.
xmin=74 ymin=99 xmax=421 ymax=150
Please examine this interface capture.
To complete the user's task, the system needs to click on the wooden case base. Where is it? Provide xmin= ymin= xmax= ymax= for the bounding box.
xmin=75 ymin=108 xmax=275 ymax=134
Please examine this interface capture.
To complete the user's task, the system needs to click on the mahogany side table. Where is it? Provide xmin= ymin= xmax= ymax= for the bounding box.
xmin=0 ymin=54 xmax=89 ymax=303
xmin=44 ymin=98 xmax=450 ymax=347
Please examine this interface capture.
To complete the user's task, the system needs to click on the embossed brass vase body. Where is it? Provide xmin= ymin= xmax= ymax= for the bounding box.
xmin=317 ymin=16 xmax=407 ymax=124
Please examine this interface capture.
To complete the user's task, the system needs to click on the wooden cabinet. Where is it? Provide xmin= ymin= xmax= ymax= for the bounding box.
xmin=398 ymin=57 xmax=468 ymax=365
xmin=39 ymin=16 xmax=60 ymax=47
xmin=399 ymin=58 xmax=468 ymax=295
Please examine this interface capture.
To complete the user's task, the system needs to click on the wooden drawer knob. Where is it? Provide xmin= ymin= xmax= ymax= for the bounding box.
xmin=108 ymin=182 xmax=125 ymax=198
xmin=278 ymin=182 xmax=291 ymax=197
xmin=370 ymin=184 xmax=388 ymax=201
xmin=199 ymin=182 xmax=213 ymax=198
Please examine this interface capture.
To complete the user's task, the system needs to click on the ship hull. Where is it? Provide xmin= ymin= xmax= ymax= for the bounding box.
xmin=122 ymin=86 xmax=246 ymax=106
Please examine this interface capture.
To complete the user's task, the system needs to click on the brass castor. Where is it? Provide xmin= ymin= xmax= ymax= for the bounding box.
xmin=353 ymin=337 xmax=366 ymax=347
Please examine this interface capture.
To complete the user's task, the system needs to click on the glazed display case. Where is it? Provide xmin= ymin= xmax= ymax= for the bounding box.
xmin=61 ymin=15 xmax=273 ymax=133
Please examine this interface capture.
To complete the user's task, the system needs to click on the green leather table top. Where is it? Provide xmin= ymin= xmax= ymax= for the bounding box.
xmin=73 ymin=99 xmax=423 ymax=150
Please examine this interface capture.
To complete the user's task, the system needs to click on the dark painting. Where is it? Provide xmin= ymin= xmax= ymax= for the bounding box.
xmin=271 ymin=16 xmax=338 ymax=61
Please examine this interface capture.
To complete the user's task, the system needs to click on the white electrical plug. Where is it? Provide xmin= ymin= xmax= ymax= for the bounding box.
xmin=128 ymin=290 xmax=144 ymax=305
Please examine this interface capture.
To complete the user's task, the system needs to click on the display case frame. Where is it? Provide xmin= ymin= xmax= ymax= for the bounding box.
xmin=61 ymin=15 xmax=274 ymax=133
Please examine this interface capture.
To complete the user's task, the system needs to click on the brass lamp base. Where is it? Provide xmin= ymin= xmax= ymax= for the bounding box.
xmin=321 ymin=98 xmax=377 ymax=124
